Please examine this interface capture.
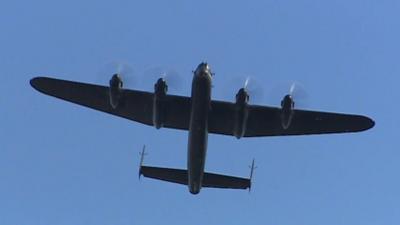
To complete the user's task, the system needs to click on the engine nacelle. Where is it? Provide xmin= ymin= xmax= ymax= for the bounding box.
xmin=281 ymin=94 xmax=294 ymax=129
xmin=109 ymin=74 xmax=123 ymax=109
xmin=153 ymin=78 xmax=168 ymax=129
xmin=234 ymin=88 xmax=249 ymax=139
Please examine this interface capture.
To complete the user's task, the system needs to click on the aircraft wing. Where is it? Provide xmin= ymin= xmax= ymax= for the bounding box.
xmin=30 ymin=77 xmax=191 ymax=130
xmin=208 ymin=101 xmax=375 ymax=137
xmin=31 ymin=77 xmax=374 ymax=137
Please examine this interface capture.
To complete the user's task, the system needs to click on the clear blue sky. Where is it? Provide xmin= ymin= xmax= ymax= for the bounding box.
xmin=1 ymin=0 xmax=399 ymax=224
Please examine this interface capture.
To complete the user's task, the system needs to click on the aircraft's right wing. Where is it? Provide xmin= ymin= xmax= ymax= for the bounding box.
xmin=30 ymin=77 xmax=191 ymax=130
xmin=208 ymin=100 xmax=375 ymax=137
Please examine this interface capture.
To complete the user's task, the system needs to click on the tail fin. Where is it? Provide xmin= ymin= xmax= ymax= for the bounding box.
xmin=249 ymin=159 xmax=257 ymax=192
xmin=138 ymin=145 xmax=147 ymax=180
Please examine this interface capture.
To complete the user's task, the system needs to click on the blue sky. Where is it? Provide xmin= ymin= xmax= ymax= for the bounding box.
xmin=1 ymin=0 xmax=399 ymax=224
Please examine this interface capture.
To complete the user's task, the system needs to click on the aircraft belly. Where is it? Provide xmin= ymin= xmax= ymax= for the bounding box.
xmin=188 ymin=123 xmax=208 ymax=194
xmin=187 ymin=75 xmax=211 ymax=194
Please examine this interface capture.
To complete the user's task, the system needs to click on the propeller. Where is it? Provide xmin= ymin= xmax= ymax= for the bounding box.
xmin=243 ymin=76 xmax=264 ymax=103
xmin=97 ymin=61 xmax=137 ymax=88
xmin=288 ymin=82 xmax=308 ymax=107
xmin=244 ymin=77 xmax=251 ymax=90
xmin=267 ymin=81 xmax=309 ymax=108
xmin=242 ymin=76 xmax=264 ymax=103
xmin=219 ymin=76 xmax=264 ymax=104
xmin=142 ymin=66 xmax=183 ymax=92
xmin=289 ymin=82 xmax=307 ymax=99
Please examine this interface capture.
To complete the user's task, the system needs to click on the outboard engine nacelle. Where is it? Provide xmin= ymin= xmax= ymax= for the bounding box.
xmin=109 ymin=74 xmax=123 ymax=109
xmin=234 ymin=88 xmax=250 ymax=139
xmin=281 ymin=94 xmax=294 ymax=129
xmin=153 ymin=78 xmax=168 ymax=129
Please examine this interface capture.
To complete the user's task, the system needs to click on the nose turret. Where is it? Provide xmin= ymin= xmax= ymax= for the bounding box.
xmin=195 ymin=62 xmax=212 ymax=77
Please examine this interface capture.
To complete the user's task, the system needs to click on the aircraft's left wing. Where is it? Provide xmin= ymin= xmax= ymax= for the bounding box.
xmin=30 ymin=77 xmax=191 ymax=130
xmin=208 ymin=100 xmax=375 ymax=137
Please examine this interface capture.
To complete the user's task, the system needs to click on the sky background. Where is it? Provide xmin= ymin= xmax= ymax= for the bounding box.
xmin=1 ymin=0 xmax=399 ymax=224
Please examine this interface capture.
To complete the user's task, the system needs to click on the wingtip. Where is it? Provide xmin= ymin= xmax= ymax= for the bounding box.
xmin=30 ymin=77 xmax=45 ymax=91
xmin=30 ymin=76 xmax=55 ymax=95
xmin=367 ymin=117 xmax=375 ymax=129
xmin=29 ymin=77 xmax=39 ymax=88
xmin=361 ymin=116 xmax=375 ymax=131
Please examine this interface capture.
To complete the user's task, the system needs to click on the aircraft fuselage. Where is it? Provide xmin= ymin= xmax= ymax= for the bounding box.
xmin=187 ymin=63 xmax=212 ymax=194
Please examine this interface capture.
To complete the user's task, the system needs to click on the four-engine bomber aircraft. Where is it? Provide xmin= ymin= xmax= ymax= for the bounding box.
xmin=30 ymin=62 xmax=375 ymax=194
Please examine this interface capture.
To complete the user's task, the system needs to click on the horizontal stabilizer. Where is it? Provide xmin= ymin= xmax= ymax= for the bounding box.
xmin=140 ymin=166 xmax=250 ymax=190
xmin=202 ymin=172 xmax=250 ymax=189
xmin=140 ymin=166 xmax=188 ymax=185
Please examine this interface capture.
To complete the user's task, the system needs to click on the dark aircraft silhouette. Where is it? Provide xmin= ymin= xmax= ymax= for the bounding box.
xmin=30 ymin=62 xmax=374 ymax=194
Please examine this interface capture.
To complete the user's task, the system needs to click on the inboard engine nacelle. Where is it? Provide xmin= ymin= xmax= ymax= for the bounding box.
xmin=234 ymin=88 xmax=250 ymax=139
xmin=281 ymin=94 xmax=294 ymax=129
xmin=109 ymin=74 xmax=123 ymax=109
xmin=153 ymin=78 xmax=168 ymax=129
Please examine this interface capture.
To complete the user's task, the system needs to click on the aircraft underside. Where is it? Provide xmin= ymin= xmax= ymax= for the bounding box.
xmin=30 ymin=62 xmax=375 ymax=194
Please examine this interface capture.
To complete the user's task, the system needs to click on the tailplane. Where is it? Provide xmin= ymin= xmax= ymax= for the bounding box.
xmin=138 ymin=145 xmax=254 ymax=191
xmin=139 ymin=165 xmax=251 ymax=190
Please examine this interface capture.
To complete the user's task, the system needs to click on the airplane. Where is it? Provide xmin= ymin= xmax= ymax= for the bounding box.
xmin=30 ymin=62 xmax=375 ymax=194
